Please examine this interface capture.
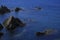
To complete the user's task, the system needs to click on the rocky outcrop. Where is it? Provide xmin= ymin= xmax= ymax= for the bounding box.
xmin=3 ymin=16 xmax=25 ymax=30
xmin=0 ymin=5 xmax=10 ymax=14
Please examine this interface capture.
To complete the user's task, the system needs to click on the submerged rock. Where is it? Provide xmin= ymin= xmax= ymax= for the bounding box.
xmin=0 ymin=32 xmax=3 ymax=38
xmin=44 ymin=29 xmax=57 ymax=35
xmin=15 ymin=7 xmax=22 ymax=12
xmin=0 ymin=5 xmax=10 ymax=14
xmin=34 ymin=7 xmax=42 ymax=10
xmin=15 ymin=18 xmax=25 ymax=27
xmin=3 ymin=16 xmax=25 ymax=30
xmin=36 ymin=32 xmax=45 ymax=36
xmin=0 ymin=24 xmax=3 ymax=31
xmin=36 ymin=29 xmax=57 ymax=36
xmin=3 ymin=16 xmax=16 ymax=30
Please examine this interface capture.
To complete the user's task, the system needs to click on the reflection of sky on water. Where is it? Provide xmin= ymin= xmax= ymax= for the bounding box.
xmin=0 ymin=0 xmax=60 ymax=40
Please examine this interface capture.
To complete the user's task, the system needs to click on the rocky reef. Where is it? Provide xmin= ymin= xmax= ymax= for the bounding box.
xmin=0 ymin=5 xmax=11 ymax=14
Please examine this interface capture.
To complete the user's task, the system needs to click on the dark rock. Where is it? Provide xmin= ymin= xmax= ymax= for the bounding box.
xmin=15 ymin=7 xmax=22 ymax=12
xmin=0 ymin=32 xmax=3 ymax=38
xmin=36 ymin=29 xmax=57 ymax=36
xmin=36 ymin=32 xmax=45 ymax=36
xmin=0 ymin=24 xmax=3 ymax=31
xmin=0 ymin=5 xmax=10 ymax=14
xmin=44 ymin=29 xmax=57 ymax=35
xmin=37 ymin=7 xmax=41 ymax=10
xmin=3 ymin=16 xmax=25 ymax=30
xmin=15 ymin=18 xmax=25 ymax=27
xmin=3 ymin=16 xmax=16 ymax=30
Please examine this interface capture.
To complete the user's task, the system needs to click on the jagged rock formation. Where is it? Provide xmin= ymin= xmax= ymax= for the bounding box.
xmin=3 ymin=16 xmax=25 ymax=30
xmin=34 ymin=7 xmax=42 ymax=10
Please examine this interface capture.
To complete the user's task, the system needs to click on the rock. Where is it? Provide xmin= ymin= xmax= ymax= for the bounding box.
xmin=44 ymin=29 xmax=57 ymax=35
xmin=36 ymin=29 xmax=57 ymax=36
xmin=0 ymin=24 xmax=3 ymax=31
xmin=3 ymin=16 xmax=17 ymax=30
xmin=15 ymin=7 xmax=22 ymax=12
xmin=34 ymin=7 xmax=41 ymax=10
xmin=36 ymin=32 xmax=45 ymax=36
xmin=0 ymin=32 xmax=3 ymax=38
xmin=15 ymin=18 xmax=25 ymax=27
xmin=3 ymin=16 xmax=25 ymax=30
xmin=0 ymin=5 xmax=10 ymax=14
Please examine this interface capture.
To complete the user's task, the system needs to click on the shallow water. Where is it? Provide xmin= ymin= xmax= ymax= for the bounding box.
xmin=0 ymin=0 xmax=60 ymax=40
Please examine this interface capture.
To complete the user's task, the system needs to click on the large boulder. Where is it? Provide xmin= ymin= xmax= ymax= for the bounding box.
xmin=3 ymin=16 xmax=25 ymax=30
xmin=0 ymin=24 xmax=3 ymax=31
xmin=0 ymin=5 xmax=10 ymax=14
xmin=3 ymin=16 xmax=16 ymax=30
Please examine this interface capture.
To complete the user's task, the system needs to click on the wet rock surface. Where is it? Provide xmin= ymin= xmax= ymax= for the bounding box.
xmin=0 ymin=24 xmax=3 ymax=31
xmin=15 ymin=18 xmax=25 ymax=27
xmin=36 ymin=29 xmax=57 ymax=36
xmin=3 ymin=16 xmax=25 ymax=30
xmin=15 ymin=7 xmax=22 ymax=12
xmin=44 ymin=29 xmax=57 ymax=35
xmin=36 ymin=32 xmax=45 ymax=36
xmin=0 ymin=32 xmax=3 ymax=38
xmin=0 ymin=5 xmax=10 ymax=14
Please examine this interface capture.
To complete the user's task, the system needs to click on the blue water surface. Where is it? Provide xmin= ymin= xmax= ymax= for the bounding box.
xmin=0 ymin=0 xmax=60 ymax=40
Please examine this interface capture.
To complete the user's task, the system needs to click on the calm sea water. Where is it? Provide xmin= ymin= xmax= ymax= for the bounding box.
xmin=0 ymin=0 xmax=60 ymax=40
